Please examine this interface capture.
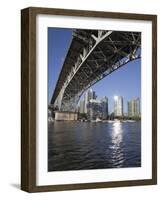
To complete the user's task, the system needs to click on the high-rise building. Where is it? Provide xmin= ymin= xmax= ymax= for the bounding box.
xmin=84 ymin=88 xmax=96 ymax=113
xmin=128 ymin=98 xmax=140 ymax=117
xmin=128 ymin=101 xmax=133 ymax=117
xmin=136 ymin=98 xmax=140 ymax=116
xmin=101 ymin=96 xmax=108 ymax=119
xmin=114 ymin=96 xmax=123 ymax=117
xmin=79 ymin=100 xmax=85 ymax=113
xmin=88 ymin=99 xmax=102 ymax=120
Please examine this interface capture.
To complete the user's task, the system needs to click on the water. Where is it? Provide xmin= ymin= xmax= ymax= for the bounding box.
xmin=48 ymin=121 xmax=141 ymax=171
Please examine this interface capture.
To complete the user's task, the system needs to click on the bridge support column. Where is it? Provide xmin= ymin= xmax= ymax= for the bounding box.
xmin=55 ymin=111 xmax=78 ymax=121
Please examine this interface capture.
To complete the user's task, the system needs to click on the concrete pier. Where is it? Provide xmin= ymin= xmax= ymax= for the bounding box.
xmin=55 ymin=111 xmax=78 ymax=121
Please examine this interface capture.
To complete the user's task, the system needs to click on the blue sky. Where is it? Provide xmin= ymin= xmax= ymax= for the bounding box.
xmin=48 ymin=28 xmax=141 ymax=113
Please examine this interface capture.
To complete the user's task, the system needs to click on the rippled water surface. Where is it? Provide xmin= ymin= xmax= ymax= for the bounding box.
xmin=48 ymin=121 xmax=141 ymax=171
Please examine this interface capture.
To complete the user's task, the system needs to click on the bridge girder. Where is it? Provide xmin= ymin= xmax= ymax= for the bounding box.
xmin=51 ymin=29 xmax=141 ymax=111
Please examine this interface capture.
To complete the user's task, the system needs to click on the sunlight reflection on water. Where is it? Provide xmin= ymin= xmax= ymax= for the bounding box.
xmin=110 ymin=121 xmax=124 ymax=167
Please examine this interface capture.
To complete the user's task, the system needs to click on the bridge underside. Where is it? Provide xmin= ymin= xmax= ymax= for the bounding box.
xmin=51 ymin=29 xmax=141 ymax=111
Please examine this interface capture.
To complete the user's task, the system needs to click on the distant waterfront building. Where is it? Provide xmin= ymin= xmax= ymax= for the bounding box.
xmin=114 ymin=96 xmax=123 ymax=117
xmin=128 ymin=98 xmax=140 ymax=117
xmin=84 ymin=88 xmax=96 ymax=113
xmin=79 ymin=100 xmax=85 ymax=113
xmin=101 ymin=97 xmax=108 ymax=119
xmin=136 ymin=98 xmax=140 ymax=116
xmin=88 ymin=99 xmax=102 ymax=120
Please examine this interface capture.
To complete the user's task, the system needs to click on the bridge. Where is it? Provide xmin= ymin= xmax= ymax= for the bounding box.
xmin=51 ymin=29 xmax=141 ymax=112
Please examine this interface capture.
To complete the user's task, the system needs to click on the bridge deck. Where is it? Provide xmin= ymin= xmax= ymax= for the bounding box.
xmin=51 ymin=29 xmax=141 ymax=111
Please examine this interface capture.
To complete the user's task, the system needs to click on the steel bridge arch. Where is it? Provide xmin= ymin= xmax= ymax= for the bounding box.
xmin=51 ymin=29 xmax=141 ymax=111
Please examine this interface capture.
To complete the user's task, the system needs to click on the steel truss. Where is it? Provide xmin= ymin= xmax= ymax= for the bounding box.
xmin=52 ymin=30 xmax=141 ymax=111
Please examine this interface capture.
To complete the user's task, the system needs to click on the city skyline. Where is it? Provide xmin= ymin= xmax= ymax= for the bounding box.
xmin=78 ymin=88 xmax=140 ymax=117
xmin=48 ymin=28 xmax=141 ymax=113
